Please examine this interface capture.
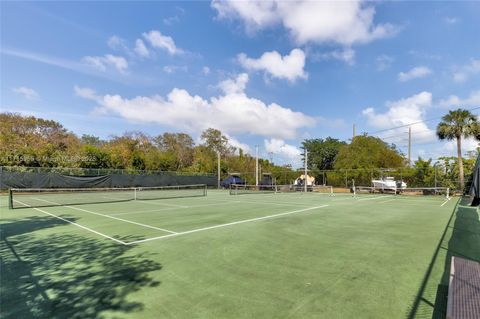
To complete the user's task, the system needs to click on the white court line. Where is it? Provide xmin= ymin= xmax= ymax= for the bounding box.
xmin=13 ymin=199 xmax=128 ymax=245
xmin=357 ymin=195 xmax=393 ymax=201
xmin=378 ymin=198 xmax=396 ymax=204
xmin=125 ymin=204 xmax=329 ymax=245
xmin=440 ymin=199 xmax=450 ymax=207
xmin=31 ymin=198 xmax=177 ymax=234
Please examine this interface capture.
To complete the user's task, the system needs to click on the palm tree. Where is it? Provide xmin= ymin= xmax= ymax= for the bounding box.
xmin=437 ymin=108 xmax=480 ymax=188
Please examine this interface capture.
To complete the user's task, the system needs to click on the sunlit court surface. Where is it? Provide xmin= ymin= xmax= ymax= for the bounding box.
xmin=1 ymin=188 xmax=463 ymax=319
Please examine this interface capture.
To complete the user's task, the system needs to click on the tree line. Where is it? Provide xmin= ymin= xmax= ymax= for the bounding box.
xmin=0 ymin=113 xmax=298 ymax=184
xmin=1 ymin=108 xmax=479 ymax=189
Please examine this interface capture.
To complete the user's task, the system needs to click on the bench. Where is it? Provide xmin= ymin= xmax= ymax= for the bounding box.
xmin=447 ymin=256 xmax=480 ymax=319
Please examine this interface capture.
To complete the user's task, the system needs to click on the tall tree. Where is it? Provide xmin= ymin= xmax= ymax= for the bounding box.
xmin=334 ymin=135 xmax=405 ymax=169
xmin=302 ymin=137 xmax=346 ymax=170
xmin=436 ymin=108 xmax=480 ymax=188
xmin=200 ymin=128 xmax=234 ymax=155
xmin=154 ymin=133 xmax=194 ymax=169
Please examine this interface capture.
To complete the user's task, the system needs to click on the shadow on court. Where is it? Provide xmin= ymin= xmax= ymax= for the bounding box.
xmin=0 ymin=216 xmax=162 ymax=319
xmin=407 ymin=197 xmax=480 ymax=319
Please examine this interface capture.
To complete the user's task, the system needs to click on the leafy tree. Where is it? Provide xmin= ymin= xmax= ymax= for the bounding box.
xmin=411 ymin=157 xmax=435 ymax=187
xmin=334 ymin=135 xmax=405 ymax=169
xmin=200 ymin=128 xmax=234 ymax=155
xmin=302 ymin=137 xmax=346 ymax=170
xmin=154 ymin=133 xmax=194 ymax=169
xmin=81 ymin=134 xmax=105 ymax=147
xmin=436 ymin=108 xmax=480 ymax=188
xmin=81 ymin=145 xmax=111 ymax=168
xmin=0 ymin=112 xmax=80 ymax=166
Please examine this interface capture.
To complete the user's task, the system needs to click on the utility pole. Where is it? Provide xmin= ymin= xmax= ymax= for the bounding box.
xmin=304 ymin=149 xmax=308 ymax=193
xmin=352 ymin=124 xmax=356 ymax=141
xmin=255 ymin=145 xmax=259 ymax=186
xmin=217 ymin=151 xmax=221 ymax=189
xmin=408 ymin=127 xmax=412 ymax=166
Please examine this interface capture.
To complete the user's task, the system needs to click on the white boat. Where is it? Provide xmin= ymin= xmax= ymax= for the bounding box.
xmin=372 ymin=177 xmax=407 ymax=192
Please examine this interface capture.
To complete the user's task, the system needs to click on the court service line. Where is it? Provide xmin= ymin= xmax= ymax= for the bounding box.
xmin=125 ymin=204 xmax=329 ymax=245
xmin=31 ymin=198 xmax=177 ymax=234
xmin=440 ymin=199 xmax=450 ymax=207
xmin=13 ymin=199 xmax=128 ymax=245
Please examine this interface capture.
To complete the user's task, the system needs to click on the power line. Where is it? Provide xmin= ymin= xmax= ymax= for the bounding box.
xmin=366 ymin=105 xmax=480 ymax=135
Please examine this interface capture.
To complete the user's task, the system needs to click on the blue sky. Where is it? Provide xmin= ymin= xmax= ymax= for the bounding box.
xmin=1 ymin=1 xmax=480 ymax=166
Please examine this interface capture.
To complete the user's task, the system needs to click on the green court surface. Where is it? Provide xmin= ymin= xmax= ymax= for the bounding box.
xmin=1 ymin=190 xmax=475 ymax=319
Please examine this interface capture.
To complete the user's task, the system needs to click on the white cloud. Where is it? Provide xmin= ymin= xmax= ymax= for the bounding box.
xmin=264 ymin=138 xmax=301 ymax=163
xmin=12 ymin=86 xmax=40 ymax=100
xmin=142 ymin=30 xmax=183 ymax=55
xmin=134 ymin=39 xmax=150 ymax=58
xmin=376 ymin=54 xmax=394 ymax=71
xmin=398 ymin=66 xmax=432 ymax=82
xmin=107 ymin=35 xmax=129 ymax=52
xmin=362 ymin=91 xmax=436 ymax=144
xmin=452 ymin=59 xmax=480 ymax=83
xmin=225 ymin=134 xmax=251 ymax=154
xmin=74 ymin=85 xmax=100 ymax=101
xmin=82 ymin=54 xmax=128 ymax=73
xmin=238 ymin=48 xmax=307 ymax=82
xmin=439 ymin=90 xmax=480 ymax=108
xmin=76 ymin=73 xmax=315 ymax=139
xmin=218 ymin=73 xmax=249 ymax=94
xmin=212 ymin=0 xmax=399 ymax=46
xmin=202 ymin=66 xmax=211 ymax=75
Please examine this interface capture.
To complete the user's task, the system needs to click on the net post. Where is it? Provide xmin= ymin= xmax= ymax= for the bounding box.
xmin=446 ymin=187 xmax=450 ymax=200
xmin=134 ymin=188 xmax=137 ymax=200
xmin=204 ymin=184 xmax=207 ymax=196
xmin=8 ymin=188 xmax=13 ymax=209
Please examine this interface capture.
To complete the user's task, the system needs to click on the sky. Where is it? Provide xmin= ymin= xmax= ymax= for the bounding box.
xmin=1 ymin=1 xmax=480 ymax=166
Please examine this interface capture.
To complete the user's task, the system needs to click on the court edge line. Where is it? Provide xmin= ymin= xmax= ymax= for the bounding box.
xmin=32 ymin=198 xmax=178 ymax=234
xmin=125 ymin=204 xmax=329 ymax=245
xmin=13 ymin=199 xmax=128 ymax=245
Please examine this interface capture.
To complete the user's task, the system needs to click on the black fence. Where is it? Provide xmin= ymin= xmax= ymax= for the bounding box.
xmin=0 ymin=166 xmax=217 ymax=189
xmin=468 ymin=155 xmax=480 ymax=206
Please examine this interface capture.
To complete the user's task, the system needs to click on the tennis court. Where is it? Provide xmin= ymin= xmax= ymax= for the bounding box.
xmin=1 ymin=188 xmax=461 ymax=318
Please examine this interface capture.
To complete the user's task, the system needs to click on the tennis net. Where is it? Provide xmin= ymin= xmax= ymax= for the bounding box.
xmin=229 ymin=184 xmax=334 ymax=195
xmin=353 ymin=186 xmax=450 ymax=198
xmin=9 ymin=184 xmax=207 ymax=209
xmin=229 ymin=184 xmax=278 ymax=195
